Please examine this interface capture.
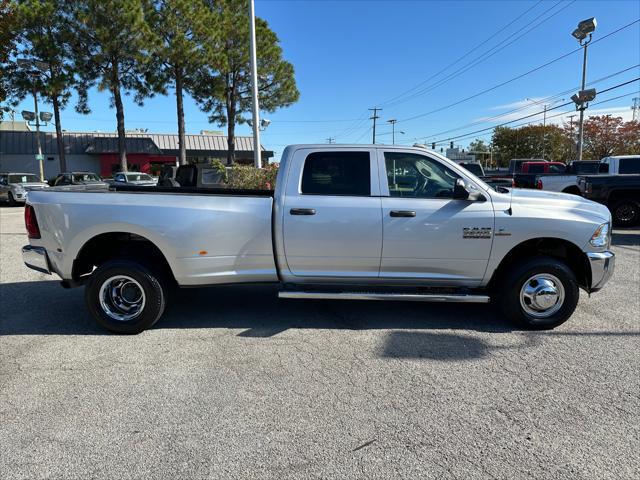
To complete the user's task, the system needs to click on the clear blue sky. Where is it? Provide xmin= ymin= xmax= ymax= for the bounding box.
xmin=13 ymin=0 xmax=640 ymax=160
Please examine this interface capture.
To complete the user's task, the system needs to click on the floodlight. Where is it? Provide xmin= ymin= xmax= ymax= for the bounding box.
xmin=572 ymin=17 xmax=596 ymax=41
xmin=580 ymin=88 xmax=597 ymax=102
xmin=260 ymin=118 xmax=271 ymax=128
xmin=571 ymin=94 xmax=580 ymax=104
xmin=40 ymin=112 xmax=53 ymax=122
xmin=21 ymin=110 xmax=36 ymax=121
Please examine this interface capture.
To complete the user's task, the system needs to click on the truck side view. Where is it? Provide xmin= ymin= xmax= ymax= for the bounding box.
xmin=23 ymin=145 xmax=615 ymax=333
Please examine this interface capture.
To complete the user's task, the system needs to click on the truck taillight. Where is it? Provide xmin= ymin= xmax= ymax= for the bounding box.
xmin=585 ymin=182 xmax=592 ymax=194
xmin=536 ymin=178 xmax=543 ymax=189
xmin=511 ymin=178 xmax=515 ymax=188
xmin=25 ymin=205 xmax=41 ymax=239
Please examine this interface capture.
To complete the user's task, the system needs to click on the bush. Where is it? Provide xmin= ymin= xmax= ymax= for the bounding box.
xmin=227 ymin=163 xmax=279 ymax=190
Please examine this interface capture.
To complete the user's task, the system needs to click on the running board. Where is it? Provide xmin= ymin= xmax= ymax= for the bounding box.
xmin=278 ymin=291 xmax=490 ymax=303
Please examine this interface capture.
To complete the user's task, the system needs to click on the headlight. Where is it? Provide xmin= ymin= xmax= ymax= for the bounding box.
xmin=590 ymin=223 xmax=610 ymax=248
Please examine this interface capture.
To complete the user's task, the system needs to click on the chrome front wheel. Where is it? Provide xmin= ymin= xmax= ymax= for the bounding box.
xmin=519 ymin=273 xmax=565 ymax=318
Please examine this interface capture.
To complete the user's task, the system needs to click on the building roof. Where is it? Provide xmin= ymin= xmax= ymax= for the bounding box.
xmin=0 ymin=130 xmax=272 ymax=157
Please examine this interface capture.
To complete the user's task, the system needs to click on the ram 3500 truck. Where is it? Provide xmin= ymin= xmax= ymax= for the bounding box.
xmin=22 ymin=145 xmax=615 ymax=333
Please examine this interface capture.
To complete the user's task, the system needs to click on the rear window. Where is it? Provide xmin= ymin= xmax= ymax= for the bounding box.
xmin=619 ymin=158 xmax=640 ymax=174
xmin=301 ymin=152 xmax=370 ymax=196
xmin=527 ymin=164 xmax=545 ymax=174
xmin=460 ymin=163 xmax=483 ymax=176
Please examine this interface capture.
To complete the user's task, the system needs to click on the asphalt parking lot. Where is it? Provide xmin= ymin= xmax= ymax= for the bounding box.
xmin=1 ymin=205 xmax=638 ymax=479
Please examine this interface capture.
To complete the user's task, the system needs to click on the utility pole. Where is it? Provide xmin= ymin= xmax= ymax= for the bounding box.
xmin=387 ymin=119 xmax=398 ymax=145
xmin=325 ymin=137 xmax=335 ymax=144
xmin=632 ymin=97 xmax=640 ymax=122
xmin=369 ymin=107 xmax=381 ymax=144
xmin=568 ymin=114 xmax=576 ymax=159
xmin=32 ymin=86 xmax=44 ymax=182
xmin=248 ymin=0 xmax=262 ymax=168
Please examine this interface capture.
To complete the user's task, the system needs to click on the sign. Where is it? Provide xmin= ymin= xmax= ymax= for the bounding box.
xmin=35 ymin=154 xmax=44 ymax=161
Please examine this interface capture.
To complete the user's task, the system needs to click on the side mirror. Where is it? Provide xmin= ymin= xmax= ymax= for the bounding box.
xmin=453 ymin=178 xmax=470 ymax=199
xmin=453 ymin=178 xmax=485 ymax=201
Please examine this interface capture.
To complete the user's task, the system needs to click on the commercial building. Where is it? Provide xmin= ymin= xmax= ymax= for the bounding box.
xmin=0 ymin=127 xmax=273 ymax=179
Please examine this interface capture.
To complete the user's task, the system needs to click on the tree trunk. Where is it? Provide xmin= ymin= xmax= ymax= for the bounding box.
xmin=226 ymin=102 xmax=236 ymax=166
xmin=112 ymin=65 xmax=127 ymax=172
xmin=175 ymin=68 xmax=187 ymax=166
xmin=52 ymin=95 xmax=66 ymax=173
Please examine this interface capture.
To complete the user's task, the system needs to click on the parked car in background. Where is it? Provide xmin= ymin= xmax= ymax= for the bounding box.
xmin=508 ymin=158 xmax=546 ymax=175
xmin=0 ymin=172 xmax=49 ymax=206
xmin=112 ymin=172 xmax=157 ymax=186
xmin=458 ymin=161 xmax=514 ymax=190
xmin=579 ymin=173 xmax=640 ymax=226
xmin=513 ymin=161 xmax=566 ymax=188
xmin=597 ymin=155 xmax=640 ymax=175
xmin=51 ymin=172 xmax=109 ymax=190
xmin=23 ymin=144 xmax=614 ymax=334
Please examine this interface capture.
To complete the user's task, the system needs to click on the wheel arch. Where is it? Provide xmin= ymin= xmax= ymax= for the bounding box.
xmin=488 ymin=237 xmax=590 ymax=292
xmin=72 ymin=231 xmax=177 ymax=286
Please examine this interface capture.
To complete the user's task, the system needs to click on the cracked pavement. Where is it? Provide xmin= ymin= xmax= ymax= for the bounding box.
xmin=1 ymin=205 xmax=639 ymax=479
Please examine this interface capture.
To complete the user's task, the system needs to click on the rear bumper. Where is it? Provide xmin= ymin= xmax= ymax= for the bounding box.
xmin=22 ymin=245 xmax=51 ymax=274
xmin=587 ymin=251 xmax=615 ymax=292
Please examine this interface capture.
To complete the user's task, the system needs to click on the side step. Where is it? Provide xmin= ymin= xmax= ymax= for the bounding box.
xmin=278 ymin=291 xmax=490 ymax=303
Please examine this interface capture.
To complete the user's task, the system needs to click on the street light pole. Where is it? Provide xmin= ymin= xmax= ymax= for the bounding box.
xmin=571 ymin=17 xmax=597 ymax=161
xmin=248 ymin=0 xmax=262 ymax=168
xmin=32 ymin=86 xmax=44 ymax=182
xmin=576 ymin=39 xmax=590 ymax=161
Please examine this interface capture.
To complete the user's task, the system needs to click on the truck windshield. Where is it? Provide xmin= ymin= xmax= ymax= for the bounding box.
xmin=8 ymin=174 xmax=39 ymax=183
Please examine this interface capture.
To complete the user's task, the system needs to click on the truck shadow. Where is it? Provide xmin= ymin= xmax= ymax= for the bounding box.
xmin=0 ymin=281 xmax=513 ymax=337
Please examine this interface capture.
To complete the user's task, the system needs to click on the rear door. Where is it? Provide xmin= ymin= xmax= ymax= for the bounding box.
xmin=378 ymin=149 xmax=494 ymax=286
xmin=282 ymin=148 xmax=382 ymax=278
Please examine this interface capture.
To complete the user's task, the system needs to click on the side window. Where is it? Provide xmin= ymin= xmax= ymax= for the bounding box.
xmin=0 ymin=175 xmax=6 ymax=185
xmin=599 ymin=162 xmax=610 ymax=174
xmin=549 ymin=164 xmax=565 ymax=173
xmin=385 ymin=152 xmax=460 ymax=199
xmin=619 ymin=158 xmax=640 ymax=174
xmin=528 ymin=164 xmax=544 ymax=174
xmin=301 ymin=151 xmax=370 ymax=196
xmin=115 ymin=174 xmax=124 ymax=182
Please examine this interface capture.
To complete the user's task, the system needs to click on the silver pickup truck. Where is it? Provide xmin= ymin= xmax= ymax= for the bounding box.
xmin=22 ymin=145 xmax=615 ymax=333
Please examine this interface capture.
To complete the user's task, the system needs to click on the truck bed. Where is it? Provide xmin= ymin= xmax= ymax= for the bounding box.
xmin=27 ymin=189 xmax=278 ymax=286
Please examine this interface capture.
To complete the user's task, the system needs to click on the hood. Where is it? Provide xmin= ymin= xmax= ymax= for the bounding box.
xmin=508 ymin=188 xmax=611 ymax=223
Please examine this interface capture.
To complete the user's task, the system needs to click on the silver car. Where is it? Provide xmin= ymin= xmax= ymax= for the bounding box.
xmin=0 ymin=172 xmax=49 ymax=206
xmin=111 ymin=172 xmax=157 ymax=187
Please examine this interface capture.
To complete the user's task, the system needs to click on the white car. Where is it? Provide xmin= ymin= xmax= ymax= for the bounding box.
xmin=0 ymin=172 xmax=49 ymax=205
xmin=112 ymin=172 xmax=157 ymax=187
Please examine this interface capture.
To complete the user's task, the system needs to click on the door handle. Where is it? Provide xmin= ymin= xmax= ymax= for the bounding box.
xmin=390 ymin=210 xmax=416 ymax=217
xmin=290 ymin=208 xmax=316 ymax=216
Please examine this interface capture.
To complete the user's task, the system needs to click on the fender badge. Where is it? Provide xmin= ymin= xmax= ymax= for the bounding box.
xmin=463 ymin=227 xmax=492 ymax=239
xmin=495 ymin=228 xmax=511 ymax=236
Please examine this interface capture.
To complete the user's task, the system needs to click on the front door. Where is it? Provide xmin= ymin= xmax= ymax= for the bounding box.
xmin=379 ymin=150 xmax=494 ymax=286
xmin=282 ymin=149 xmax=383 ymax=278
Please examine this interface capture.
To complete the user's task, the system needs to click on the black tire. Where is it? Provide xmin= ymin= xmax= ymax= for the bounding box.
xmin=85 ymin=259 xmax=167 ymax=334
xmin=7 ymin=192 xmax=16 ymax=206
xmin=497 ymin=256 xmax=579 ymax=330
xmin=610 ymin=199 xmax=640 ymax=227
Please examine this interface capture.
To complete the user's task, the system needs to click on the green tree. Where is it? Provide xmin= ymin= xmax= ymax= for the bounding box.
xmin=144 ymin=0 xmax=213 ymax=165
xmin=192 ymin=0 xmax=299 ymax=165
xmin=468 ymin=138 xmax=489 ymax=153
xmin=0 ymin=0 xmax=18 ymax=117
xmin=7 ymin=0 xmax=77 ymax=172
xmin=491 ymin=124 xmax=572 ymax=165
xmin=69 ymin=0 xmax=156 ymax=172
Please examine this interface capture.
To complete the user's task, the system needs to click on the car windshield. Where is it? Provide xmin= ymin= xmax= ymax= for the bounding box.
xmin=9 ymin=174 xmax=39 ymax=183
xmin=72 ymin=173 xmax=102 ymax=183
xmin=126 ymin=173 xmax=153 ymax=181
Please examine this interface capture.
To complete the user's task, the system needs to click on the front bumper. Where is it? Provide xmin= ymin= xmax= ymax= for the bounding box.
xmin=587 ymin=251 xmax=615 ymax=292
xmin=12 ymin=192 xmax=27 ymax=202
xmin=22 ymin=245 xmax=51 ymax=274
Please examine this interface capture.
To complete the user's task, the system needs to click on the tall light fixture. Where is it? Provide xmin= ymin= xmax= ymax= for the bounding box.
xmin=571 ymin=17 xmax=597 ymax=161
xmin=248 ymin=0 xmax=262 ymax=168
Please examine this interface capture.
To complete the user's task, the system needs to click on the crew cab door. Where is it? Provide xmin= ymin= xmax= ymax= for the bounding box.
xmin=281 ymin=148 xmax=382 ymax=278
xmin=378 ymin=149 xmax=494 ymax=286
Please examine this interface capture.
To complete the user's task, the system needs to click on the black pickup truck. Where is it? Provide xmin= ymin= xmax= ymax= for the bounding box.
xmin=578 ymin=174 xmax=640 ymax=226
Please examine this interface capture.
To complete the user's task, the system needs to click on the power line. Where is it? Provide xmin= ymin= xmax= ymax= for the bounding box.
xmin=377 ymin=0 xmax=546 ymax=108
xmin=419 ymin=64 xmax=640 ymax=140
xmin=427 ymin=77 xmax=640 ymax=145
xmin=382 ymin=0 xmax=573 ymax=110
xmin=397 ymin=18 xmax=640 ymax=124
